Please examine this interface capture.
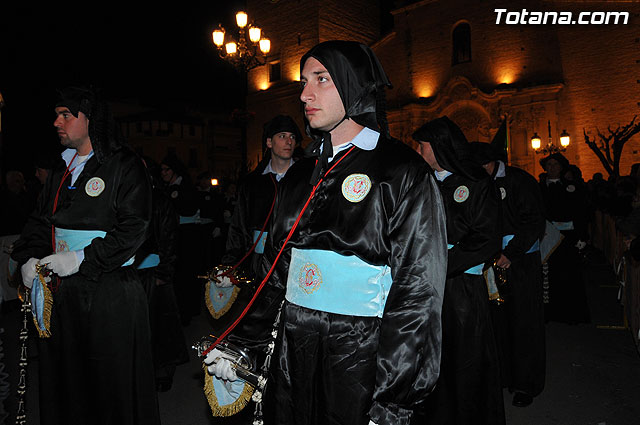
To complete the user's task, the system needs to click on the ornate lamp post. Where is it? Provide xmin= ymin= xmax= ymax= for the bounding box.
xmin=212 ymin=11 xmax=271 ymax=174
xmin=531 ymin=120 xmax=570 ymax=155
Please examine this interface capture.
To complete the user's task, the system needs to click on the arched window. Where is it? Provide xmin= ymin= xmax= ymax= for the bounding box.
xmin=452 ymin=23 xmax=471 ymax=65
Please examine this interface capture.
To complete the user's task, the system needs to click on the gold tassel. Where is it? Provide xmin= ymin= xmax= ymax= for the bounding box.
xmin=202 ymin=363 xmax=254 ymax=416
xmin=32 ymin=272 xmax=53 ymax=338
xmin=205 ymin=281 xmax=240 ymax=319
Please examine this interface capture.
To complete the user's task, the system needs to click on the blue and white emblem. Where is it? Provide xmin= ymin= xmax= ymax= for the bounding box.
xmin=454 ymin=185 xmax=469 ymax=203
xmin=298 ymin=263 xmax=322 ymax=294
xmin=85 ymin=177 xmax=105 ymax=197
xmin=342 ymin=174 xmax=371 ymax=203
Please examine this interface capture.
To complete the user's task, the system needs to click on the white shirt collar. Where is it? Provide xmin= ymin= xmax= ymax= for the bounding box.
xmin=435 ymin=169 xmax=453 ymax=181
xmin=495 ymin=160 xmax=506 ymax=178
xmin=327 ymin=127 xmax=380 ymax=162
xmin=262 ymin=159 xmax=294 ymax=181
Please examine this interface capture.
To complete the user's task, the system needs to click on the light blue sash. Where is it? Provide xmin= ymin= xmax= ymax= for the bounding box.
xmin=252 ymin=230 xmax=268 ymax=255
xmin=502 ymin=234 xmax=540 ymax=253
xmin=285 ymin=248 xmax=392 ymax=318
xmin=55 ymin=228 xmax=134 ymax=266
xmin=447 ymin=244 xmax=484 ymax=275
xmin=180 ymin=215 xmax=198 ymax=225
xmin=137 ymin=253 xmax=160 ymax=270
xmin=552 ymin=221 xmax=574 ymax=231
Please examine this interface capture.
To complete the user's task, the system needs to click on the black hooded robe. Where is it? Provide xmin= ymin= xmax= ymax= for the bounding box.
xmin=417 ymin=172 xmax=505 ymax=425
xmin=134 ymin=185 xmax=189 ymax=390
xmin=539 ymin=178 xmax=591 ymax=324
xmin=11 ymin=149 xmax=159 ymax=425
xmin=491 ymin=165 xmax=546 ymax=398
xmin=264 ymin=136 xmax=447 ymax=425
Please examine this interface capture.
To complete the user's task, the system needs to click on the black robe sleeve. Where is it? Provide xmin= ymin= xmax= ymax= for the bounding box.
xmin=153 ymin=190 xmax=179 ymax=283
xmin=442 ymin=175 xmax=501 ymax=277
xmin=370 ymin=170 xmax=448 ymax=424
xmin=79 ymin=153 xmax=152 ymax=280
xmin=501 ymin=167 xmax=546 ymax=261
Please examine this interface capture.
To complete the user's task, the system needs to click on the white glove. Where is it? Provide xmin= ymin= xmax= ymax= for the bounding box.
xmin=214 ymin=273 xmax=233 ymax=288
xmin=20 ymin=258 xmax=40 ymax=289
xmin=368 ymin=421 xmax=378 ymax=425
xmin=204 ymin=348 xmax=238 ymax=381
xmin=40 ymin=251 xmax=82 ymax=277
xmin=575 ymin=240 xmax=587 ymax=251
xmin=212 ymin=227 xmax=221 ymax=238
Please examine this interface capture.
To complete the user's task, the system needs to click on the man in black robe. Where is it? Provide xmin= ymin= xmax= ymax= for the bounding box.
xmin=539 ymin=153 xmax=590 ymax=324
xmin=470 ymin=141 xmax=546 ymax=408
xmin=160 ymin=153 xmax=201 ymax=326
xmin=412 ymin=117 xmax=505 ymax=425
xmin=11 ymin=86 xmax=159 ymax=425
xmin=221 ymin=114 xmax=302 ymax=283
xmin=206 ymin=41 xmax=447 ymax=425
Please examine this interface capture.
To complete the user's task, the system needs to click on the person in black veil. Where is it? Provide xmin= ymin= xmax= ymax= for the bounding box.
xmin=10 ymin=86 xmax=159 ymax=424
xmin=205 ymin=40 xmax=448 ymax=425
xmin=539 ymin=153 xmax=591 ymax=324
xmin=412 ymin=117 xmax=505 ymax=425
xmin=136 ymin=157 xmax=189 ymax=392
xmin=470 ymin=140 xmax=546 ymax=407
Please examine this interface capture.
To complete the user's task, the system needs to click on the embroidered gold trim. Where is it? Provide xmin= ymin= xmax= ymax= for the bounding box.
xmin=202 ymin=363 xmax=254 ymax=416
xmin=205 ymin=281 xmax=240 ymax=319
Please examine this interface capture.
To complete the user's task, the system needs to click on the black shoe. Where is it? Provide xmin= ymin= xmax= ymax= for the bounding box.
xmin=512 ymin=392 xmax=533 ymax=407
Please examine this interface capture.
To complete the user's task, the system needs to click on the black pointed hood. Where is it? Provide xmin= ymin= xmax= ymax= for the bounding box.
xmin=412 ymin=116 xmax=487 ymax=182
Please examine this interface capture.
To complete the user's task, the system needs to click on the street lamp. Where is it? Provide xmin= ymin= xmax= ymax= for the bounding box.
xmin=211 ymin=11 xmax=271 ymax=175
xmin=531 ymin=120 xmax=570 ymax=155
xmin=211 ymin=11 xmax=271 ymax=72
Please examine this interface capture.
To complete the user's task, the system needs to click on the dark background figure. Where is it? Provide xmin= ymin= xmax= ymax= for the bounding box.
xmin=539 ymin=153 xmax=591 ymax=324
xmin=136 ymin=157 xmax=189 ymax=392
xmin=412 ymin=117 xmax=504 ymax=425
xmin=160 ymin=153 xmax=202 ymax=326
xmin=0 ymin=170 xmax=36 ymax=238
xmin=195 ymin=171 xmax=225 ymax=272
xmin=470 ymin=141 xmax=547 ymax=409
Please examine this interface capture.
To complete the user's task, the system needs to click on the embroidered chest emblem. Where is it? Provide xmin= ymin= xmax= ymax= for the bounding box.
xmin=453 ymin=185 xmax=469 ymax=203
xmin=500 ymin=187 xmax=507 ymax=200
xmin=56 ymin=239 xmax=70 ymax=253
xmin=85 ymin=177 xmax=105 ymax=197
xmin=566 ymin=185 xmax=576 ymax=193
xmin=298 ymin=263 xmax=322 ymax=294
xmin=171 ymin=190 xmax=179 ymax=199
xmin=342 ymin=174 xmax=371 ymax=203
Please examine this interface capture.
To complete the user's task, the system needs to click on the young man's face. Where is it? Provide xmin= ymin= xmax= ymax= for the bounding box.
xmin=160 ymin=164 xmax=176 ymax=183
xmin=544 ymin=158 xmax=563 ymax=179
xmin=266 ymin=131 xmax=296 ymax=161
xmin=418 ymin=141 xmax=443 ymax=171
xmin=482 ymin=161 xmax=496 ymax=176
xmin=53 ymin=107 xmax=90 ymax=151
xmin=300 ymin=57 xmax=346 ymax=132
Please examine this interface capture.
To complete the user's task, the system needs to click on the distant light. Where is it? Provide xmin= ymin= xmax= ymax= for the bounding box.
xmin=236 ymin=11 xmax=248 ymax=28
xmin=249 ymin=26 xmax=261 ymax=43
xmin=225 ymin=42 xmax=237 ymax=55
xmin=259 ymin=38 xmax=271 ymax=54
xmin=531 ymin=133 xmax=541 ymax=150
xmin=210 ymin=178 xmax=219 ymax=186
xmin=212 ymin=28 xmax=225 ymax=47
xmin=560 ymin=129 xmax=571 ymax=147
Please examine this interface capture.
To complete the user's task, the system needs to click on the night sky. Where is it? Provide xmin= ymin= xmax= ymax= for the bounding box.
xmin=0 ymin=1 xmax=248 ymax=173
xmin=0 ymin=1 xmax=395 ymax=176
